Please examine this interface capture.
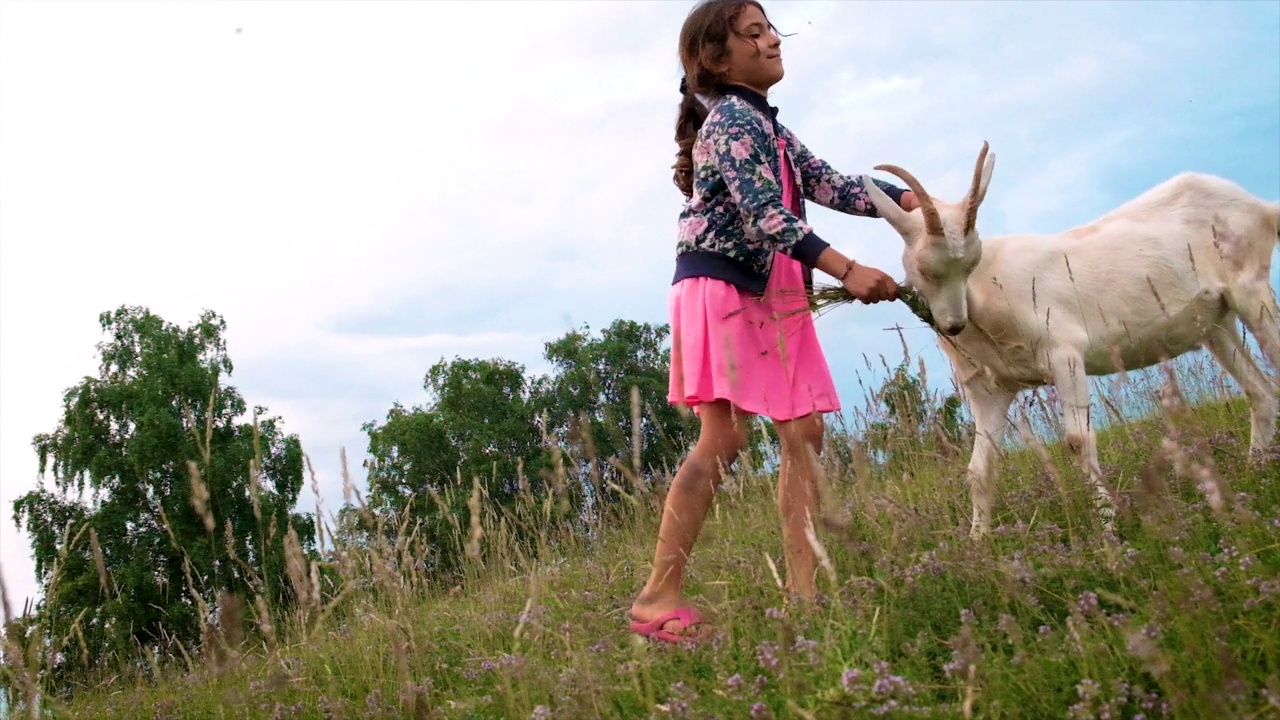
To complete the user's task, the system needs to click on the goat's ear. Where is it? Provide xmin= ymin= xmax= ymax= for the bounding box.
xmin=861 ymin=175 xmax=918 ymax=242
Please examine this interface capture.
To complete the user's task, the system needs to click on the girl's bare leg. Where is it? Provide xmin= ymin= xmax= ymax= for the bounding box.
xmin=774 ymin=412 xmax=825 ymax=601
xmin=629 ymin=400 xmax=748 ymax=634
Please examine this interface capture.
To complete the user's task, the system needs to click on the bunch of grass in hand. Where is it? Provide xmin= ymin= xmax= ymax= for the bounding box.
xmin=806 ymin=281 xmax=936 ymax=329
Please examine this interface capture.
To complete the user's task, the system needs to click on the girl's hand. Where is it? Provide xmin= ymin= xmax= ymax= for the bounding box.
xmin=900 ymin=191 xmax=920 ymax=211
xmin=841 ymin=261 xmax=899 ymax=304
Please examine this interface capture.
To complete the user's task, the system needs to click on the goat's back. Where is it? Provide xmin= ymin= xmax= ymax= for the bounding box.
xmin=1091 ymin=172 xmax=1274 ymax=243
xmin=966 ymin=172 xmax=1278 ymax=379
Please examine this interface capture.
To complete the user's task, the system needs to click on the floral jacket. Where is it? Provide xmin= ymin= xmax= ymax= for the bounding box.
xmin=672 ymin=85 xmax=907 ymax=296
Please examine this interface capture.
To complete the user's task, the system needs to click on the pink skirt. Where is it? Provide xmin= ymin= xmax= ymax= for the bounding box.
xmin=666 ymin=251 xmax=841 ymax=422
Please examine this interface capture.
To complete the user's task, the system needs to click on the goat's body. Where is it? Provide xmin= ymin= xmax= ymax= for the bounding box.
xmin=936 ymin=172 xmax=1280 ymax=533
xmin=862 ymin=147 xmax=1280 ymax=536
xmin=946 ymin=173 xmax=1279 ymax=388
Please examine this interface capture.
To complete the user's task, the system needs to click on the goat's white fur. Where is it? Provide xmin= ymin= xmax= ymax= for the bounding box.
xmin=860 ymin=144 xmax=1280 ymax=536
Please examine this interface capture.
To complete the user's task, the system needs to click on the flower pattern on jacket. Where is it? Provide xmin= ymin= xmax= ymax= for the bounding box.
xmin=675 ymin=91 xmax=900 ymax=279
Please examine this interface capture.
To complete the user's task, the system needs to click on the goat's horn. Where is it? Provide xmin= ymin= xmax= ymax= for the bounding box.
xmin=963 ymin=141 xmax=990 ymax=235
xmin=874 ymin=163 xmax=944 ymax=237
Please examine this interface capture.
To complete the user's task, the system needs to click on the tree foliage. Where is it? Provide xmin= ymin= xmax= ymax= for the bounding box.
xmin=424 ymin=356 xmax=549 ymax=504
xmin=355 ymin=320 xmax=706 ymax=576
xmin=358 ymin=357 xmax=554 ymax=579
xmin=864 ymin=359 xmax=972 ymax=472
xmin=11 ymin=306 xmax=315 ymax=686
xmin=532 ymin=320 xmax=701 ymax=500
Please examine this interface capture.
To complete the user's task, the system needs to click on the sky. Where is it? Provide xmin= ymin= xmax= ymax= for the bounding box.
xmin=1 ymin=0 xmax=1278 ymax=613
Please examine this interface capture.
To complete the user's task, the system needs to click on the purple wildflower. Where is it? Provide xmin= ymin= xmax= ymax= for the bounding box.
xmin=793 ymin=635 xmax=820 ymax=666
xmin=842 ymin=668 xmax=861 ymax=693
xmin=756 ymin=641 xmax=780 ymax=674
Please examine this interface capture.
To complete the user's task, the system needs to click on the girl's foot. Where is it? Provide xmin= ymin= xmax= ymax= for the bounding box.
xmin=628 ymin=600 xmax=707 ymax=643
xmin=784 ymin=582 xmax=819 ymax=604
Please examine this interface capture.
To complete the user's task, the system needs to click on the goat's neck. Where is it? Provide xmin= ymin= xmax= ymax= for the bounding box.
xmin=945 ymin=243 xmax=1046 ymax=384
xmin=961 ymin=245 xmax=1003 ymax=330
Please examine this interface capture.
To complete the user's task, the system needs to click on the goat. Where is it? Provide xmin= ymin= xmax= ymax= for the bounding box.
xmin=858 ymin=143 xmax=1280 ymax=536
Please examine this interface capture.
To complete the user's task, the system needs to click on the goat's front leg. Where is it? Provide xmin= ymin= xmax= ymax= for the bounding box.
xmin=1051 ymin=350 xmax=1115 ymax=531
xmin=962 ymin=379 xmax=1016 ymax=537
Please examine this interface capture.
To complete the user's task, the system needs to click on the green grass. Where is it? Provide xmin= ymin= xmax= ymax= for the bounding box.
xmin=10 ymin=357 xmax=1280 ymax=719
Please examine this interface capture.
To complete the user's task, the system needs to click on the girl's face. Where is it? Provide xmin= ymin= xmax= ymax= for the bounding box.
xmin=719 ymin=4 xmax=784 ymax=95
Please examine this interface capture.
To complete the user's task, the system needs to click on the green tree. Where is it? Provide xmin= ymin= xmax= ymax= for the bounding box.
xmin=358 ymin=357 xmax=557 ymax=580
xmin=363 ymin=402 xmax=460 ymax=516
xmin=531 ymin=320 xmax=700 ymax=504
xmin=864 ymin=360 xmax=971 ymax=472
xmin=423 ymin=357 xmax=549 ymax=504
xmin=11 ymin=306 xmax=314 ymax=686
xmin=358 ymin=401 xmax=465 ymax=575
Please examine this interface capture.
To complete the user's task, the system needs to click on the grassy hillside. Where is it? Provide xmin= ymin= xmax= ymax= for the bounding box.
xmin=9 ymin=355 xmax=1280 ymax=719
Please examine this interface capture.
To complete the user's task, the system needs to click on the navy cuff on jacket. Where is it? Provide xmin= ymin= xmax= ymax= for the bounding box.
xmin=791 ymin=232 xmax=830 ymax=268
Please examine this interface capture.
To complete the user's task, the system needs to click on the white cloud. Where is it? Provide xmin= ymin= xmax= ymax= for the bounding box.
xmin=3 ymin=0 xmax=1276 ymax=614
xmin=997 ymin=128 xmax=1142 ymax=234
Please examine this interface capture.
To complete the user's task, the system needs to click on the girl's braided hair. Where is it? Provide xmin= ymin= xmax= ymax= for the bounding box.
xmin=671 ymin=0 xmax=772 ymax=199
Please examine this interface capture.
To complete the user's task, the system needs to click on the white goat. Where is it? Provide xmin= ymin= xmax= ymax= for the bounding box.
xmin=859 ymin=143 xmax=1280 ymax=535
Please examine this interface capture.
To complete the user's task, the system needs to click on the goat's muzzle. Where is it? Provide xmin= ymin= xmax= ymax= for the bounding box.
xmin=941 ymin=321 xmax=966 ymax=337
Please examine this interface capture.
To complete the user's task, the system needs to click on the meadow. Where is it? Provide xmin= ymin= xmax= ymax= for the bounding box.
xmin=4 ymin=343 xmax=1279 ymax=720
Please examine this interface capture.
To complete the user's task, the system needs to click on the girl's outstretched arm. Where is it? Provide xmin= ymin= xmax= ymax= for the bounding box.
xmin=782 ymin=128 xmax=910 ymax=219
xmin=700 ymin=107 xmax=830 ymax=268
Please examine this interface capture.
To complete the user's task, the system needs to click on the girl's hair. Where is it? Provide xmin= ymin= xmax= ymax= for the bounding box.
xmin=672 ymin=0 xmax=771 ymax=198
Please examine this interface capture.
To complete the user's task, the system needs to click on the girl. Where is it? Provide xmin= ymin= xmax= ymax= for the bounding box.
xmin=628 ymin=0 xmax=920 ymax=644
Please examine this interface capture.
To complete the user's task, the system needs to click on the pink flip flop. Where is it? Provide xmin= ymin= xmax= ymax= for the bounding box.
xmin=629 ymin=607 xmax=706 ymax=644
